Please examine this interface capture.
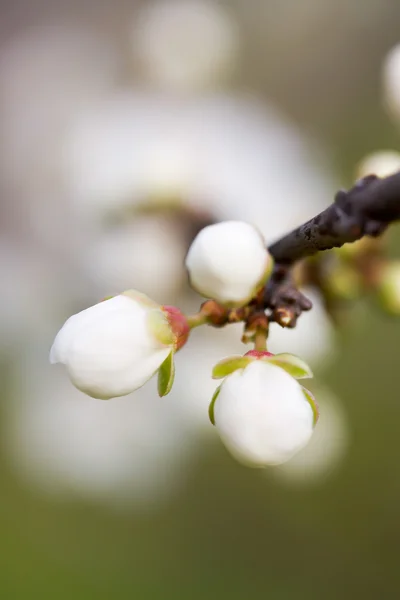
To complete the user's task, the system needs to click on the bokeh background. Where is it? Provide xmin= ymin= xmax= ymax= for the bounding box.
xmin=1 ymin=0 xmax=400 ymax=597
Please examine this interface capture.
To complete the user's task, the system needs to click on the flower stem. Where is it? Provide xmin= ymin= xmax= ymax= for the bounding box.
xmin=187 ymin=313 xmax=209 ymax=330
xmin=254 ymin=328 xmax=268 ymax=352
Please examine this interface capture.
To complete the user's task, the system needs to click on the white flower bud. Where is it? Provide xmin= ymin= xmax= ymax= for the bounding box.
xmin=50 ymin=292 xmax=186 ymax=400
xmin=212 ymin=360 xmax=316 ymax=467
xmin=185 ymin=221 xmax=273 ymax=307
xmin=383 ymin=44 xmax=400 ymax=121
xmin=356 ymin=150 xmax=400 ymax=180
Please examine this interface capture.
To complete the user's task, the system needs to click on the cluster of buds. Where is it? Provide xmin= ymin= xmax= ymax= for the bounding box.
xmin=51 ymin=220 xmax=319 ymax=467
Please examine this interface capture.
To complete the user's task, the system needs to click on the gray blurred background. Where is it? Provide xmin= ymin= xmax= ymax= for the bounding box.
xmin=1 ymin=0 xmax=400 ymax=598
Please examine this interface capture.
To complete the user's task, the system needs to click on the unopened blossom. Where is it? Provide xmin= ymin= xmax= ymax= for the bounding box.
xmin=185 ymin=221 xmax=273 ymax=307
xmin=273 ymin=388 xmax=349 ymax=484
xmin=356 ymin=151 xmax=400 ymax=180
xmin=131 ymin=0 xmax=239 ymax=92
xmin=211 ymin=355 xmax=317 ymax=467
xmin=50 ymin=291 xmax=188 ymax=399
xmin=383 ymin=43 xmax=400 ymax=121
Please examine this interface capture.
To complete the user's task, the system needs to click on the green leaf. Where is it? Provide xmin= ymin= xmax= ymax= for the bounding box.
xmin=302 ymin=387 xmax=319 ymax=426
xmin=212 ymin=355 xmax=252 ymax=379
xmin=158 ymin=352 xmax=175 ymax=397
xmin=208 ymin=385 xmax=222 ymax=425
xmin=264 ymin=353 xmax=313 ymax=379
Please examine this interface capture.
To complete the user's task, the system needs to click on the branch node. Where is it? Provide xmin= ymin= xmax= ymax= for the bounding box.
xmin=264 ymin=265 xmax=313 ymax=328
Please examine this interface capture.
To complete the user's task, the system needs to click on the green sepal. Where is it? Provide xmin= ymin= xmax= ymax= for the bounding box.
xmin=147 ymin=310 xmax=175 ymax=346
xmin=158 ymin=351 xmax=175 ymax=397
xmin=208 ymin=385 xmax=222 ymax=425
xmin=263 ymin=353 xmax=313 ymax=379
xmin=212 ymin=355 xmax=253 ymax=380
xmin=302 ymin=387 xmax=319 ymax=426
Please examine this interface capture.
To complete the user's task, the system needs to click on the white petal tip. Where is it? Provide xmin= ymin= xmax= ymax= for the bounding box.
xmin=49 ymin=345 xmax=59 ymax=364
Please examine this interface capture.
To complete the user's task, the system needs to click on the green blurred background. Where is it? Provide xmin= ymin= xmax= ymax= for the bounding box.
xmin=2 ymin=0 xmax=400 ymax=598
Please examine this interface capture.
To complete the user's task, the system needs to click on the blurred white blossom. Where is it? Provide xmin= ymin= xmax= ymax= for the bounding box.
xmin=85 ymin=213 xmax=187 ymax=302
xmin=383 ymin=43 xmax=400 ymax=122
xmin=268 ymin=289 xmax=335 ymax=367
xmin=0 ymin=22 xmax=119 ymax=188
xmin=0 ymin=239 xmax=78 ymax=354
xmin=65 ymin=91 xmax=335 ymax=244
xmin=64 ymin=92 xmax=198 ymax=217
xmin=131 ymin=0 xmax=239 ymax=92
xmin=356 ymin=150 xmax=400 ymax=179
xmin=273 ymin=388 xmax=349 ymax=484
xmin=5 ymin=349 xmax=192 ymax=509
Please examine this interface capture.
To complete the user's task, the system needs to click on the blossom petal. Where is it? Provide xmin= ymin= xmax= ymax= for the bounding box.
xmin=50 ymin=295 xmax=139 ymax=364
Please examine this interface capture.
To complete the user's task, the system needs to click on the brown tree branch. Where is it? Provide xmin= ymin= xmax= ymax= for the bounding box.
xmin=264 ymin=264 xmax=312 ymax=327
xmin=264 ymin=171 xmax=400 ymax=325
xmin=268 ymin=173 xmax=400 ymax=264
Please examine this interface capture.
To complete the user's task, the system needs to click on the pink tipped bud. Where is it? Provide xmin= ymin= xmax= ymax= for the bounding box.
xmin=162 ymin=305 xmax=190 ymax=350
xmin=245 ymin=350 xmax=274 ymax=359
